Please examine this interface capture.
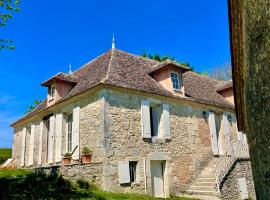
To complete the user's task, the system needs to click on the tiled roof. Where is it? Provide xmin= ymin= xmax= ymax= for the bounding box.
xmin=11 ymin=48 xmax=234 ymax=126
xmin=183 ymin=72 xmax=233 ymax=109
xmin=148 ymin=60 xmax=190 ymax=74
xmin=41 ymin=72 xmax=78 ymax=86
xmin=216 ymin=80 xmax=233 ymax=92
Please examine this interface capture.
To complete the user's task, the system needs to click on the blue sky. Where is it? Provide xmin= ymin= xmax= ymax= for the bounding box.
xmin=0 ymin=0 xmax=230 ymax=148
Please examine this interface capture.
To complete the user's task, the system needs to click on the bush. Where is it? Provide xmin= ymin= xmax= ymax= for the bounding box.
xmin=82 ymin=147 xmax=93 ymax=155
xmin=0 ymin=148 xmax=12 ymax=164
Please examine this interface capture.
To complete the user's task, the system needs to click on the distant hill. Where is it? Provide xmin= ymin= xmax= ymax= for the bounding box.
xmin=0 ymin=149 xmax=12 ymax=164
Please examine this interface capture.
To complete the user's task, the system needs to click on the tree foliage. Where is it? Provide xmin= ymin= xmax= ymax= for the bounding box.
xmin=209 ymin=63 xmax=232 ymax=81
xmin=0 ymin=0 xmax=20 ymax=50
xmin=25 ymin=98 xmax=42 ymax=114
xmin=141 ymin=50 xmax=195 ymax=71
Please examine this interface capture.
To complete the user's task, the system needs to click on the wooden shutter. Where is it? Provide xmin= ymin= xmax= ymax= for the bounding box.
xmin=28 ymin=124 xmax=35 ymax=166
xmin=38 ymin=121 xmax=44 ymax=165
xmin=118 ymin=161 xmax=130 ymax=184
xmin=238 ymin=177 xmax=249 ymax=199
xmin=20 ymin=127 xmax=26 ymax=167
xmin=162 ymin=103 xmax=171 ymax=139
xmin=55 ymin=113 xmax=63 ymax=162
xmin=209 ymin=112 xmax=219 ymax=155
xmin=72 ymin=106 xmax=80 ymax=160
xmin=141 ymin=100 xmax=151 ymax=138
xmin=223 ymin=114 xmax=230 ymax=147
xmin=48 ymin=115 xmax=55 ymax=164
xmin=243 ymin=133 xmax=247 ymax=144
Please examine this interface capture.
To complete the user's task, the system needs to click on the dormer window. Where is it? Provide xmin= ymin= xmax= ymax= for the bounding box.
xmin=48 ymin=85 xmax=56 ymax=99
xmin=171 ymin=72 xmax=180 ymax=90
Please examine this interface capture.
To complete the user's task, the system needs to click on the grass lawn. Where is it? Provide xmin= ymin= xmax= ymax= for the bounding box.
xmin=0 ymin=169 xmax=195 ymax=200
xmin=0 ymin=148 xmax=12 ymax=164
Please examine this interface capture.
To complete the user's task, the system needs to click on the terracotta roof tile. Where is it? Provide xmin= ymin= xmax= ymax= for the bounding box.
xmin=11 ymin=49 xmax=234 ymax=126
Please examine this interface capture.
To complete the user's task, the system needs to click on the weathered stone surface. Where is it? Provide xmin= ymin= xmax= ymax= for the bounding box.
xmin=11 ymin=87 xmax=254 ymax=198
xmin=221 ymin=160 xmax=256 ymax=200
xmin=61 ymin=163 xmax=103 ymax=186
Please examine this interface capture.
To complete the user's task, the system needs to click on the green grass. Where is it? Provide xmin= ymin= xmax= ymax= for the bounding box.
xmin=0 ymin=169 xmax=31 ymax=177
xmin=0 ymin=169 xmax=194 ymax=200
xmin=0 ymin=148 xmax=12 ymax=164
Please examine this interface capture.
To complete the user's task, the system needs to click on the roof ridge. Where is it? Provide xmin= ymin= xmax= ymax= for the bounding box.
xmin=71 ymin=49 xmax=112 ymax=75
xmin=113 ymin=48 xmax=159 ymax=64
xmin=101 ymin=49 xmax=115 ymax=83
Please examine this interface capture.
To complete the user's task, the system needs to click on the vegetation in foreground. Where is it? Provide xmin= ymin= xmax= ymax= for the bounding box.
xmin=0 ymin=169 xmax=195 ymax=200
xmin=0 ymin=148 xmax=12 ymax=164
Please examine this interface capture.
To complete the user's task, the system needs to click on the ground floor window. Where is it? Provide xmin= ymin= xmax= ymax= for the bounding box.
xmin=67 ymin=113 xmax=73 ymax=152
xmin=129 ymin=161 xmax=138 ymax=183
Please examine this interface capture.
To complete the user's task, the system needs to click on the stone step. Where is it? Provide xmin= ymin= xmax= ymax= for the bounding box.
xmin=198 ymin=175 xmax=216 ymax=179
xmin=180 ymin=194 xmax=221 ymax=200
xmin=201 ymin=171 xmax=215 ymax=176
xmin=196 ymin=178 xmax=216 ymax=182
xmin=189 ymin=186 xmax=217 ymax=191
xmin=187 ymin=190 xmax=218 ymax=196
xmin=193 ymin=182 xmax=216 ymax=187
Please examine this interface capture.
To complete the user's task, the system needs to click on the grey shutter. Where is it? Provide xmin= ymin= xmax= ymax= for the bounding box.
xmin=48 ymin=115 xmax=55 ymax=164
xmin=118 ymin=161 xmax=130 ymax=184
xmin=162 ymin=103 xmax=171 ymax=139
xmin=55 ymin=113 xmax=63 ymax=162
xmin=72 ymin=106 xmax=80 ymax=160
xmin=243 ymin=133 xmax=247 ymax=144
xmin=223 ymin=114 xmax=230 ymax=147
xmin=238 ymin=177 xmax=249 ymax=199
xmin=209 ymin=112 xmax=219 ymax=155
xmin=38 ymin=121 xmax=44 ymax=165
xmin=141 ymin=100 xmax=151 ymax=138
xmin=28 ymin=124 xmax=35 ymax=166
xmin=20 ymin=127 xmax=26 ymax=167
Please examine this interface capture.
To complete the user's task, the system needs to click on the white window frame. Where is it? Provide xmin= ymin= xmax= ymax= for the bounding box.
xmin=66 ymin=113 xmax=73 ymax=153
xmin=149 ymin=103 xmax=162 ymax=139
xmin=170 ymin=71 xmax=181 ymax=91
xmin=48 ymin=85 xmax=56 ymax=100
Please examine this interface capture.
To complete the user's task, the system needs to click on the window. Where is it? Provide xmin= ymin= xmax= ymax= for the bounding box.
xmin=67 ymin=113 xmax=73 ymax=152
xmin=44 ymin=119 xmax=50 ymax=163
xmin=129 ymin=161 xmax=138 ymax=183
xmin=48 ymin=85 xmax=56 ymax=99
xmin=150 ymin=106 xmax=161 ymax=137
xmin=171 ymin=72 xmax=180 ymax=90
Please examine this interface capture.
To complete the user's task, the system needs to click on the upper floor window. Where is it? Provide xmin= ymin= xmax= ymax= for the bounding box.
xmin=48 ymin=85 xmax=56 ymax=99
xmin=67 ymin=113 xmax=73 ymax=152
xmin=171 ymin=72 xmax=180 ymax=90
xmin=150 ymin=105 xmax=161 ymax=137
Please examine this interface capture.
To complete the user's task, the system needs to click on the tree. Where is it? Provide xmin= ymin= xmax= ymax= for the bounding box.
xmin=0 ymin=0 xmax=20 ymax=50
xmin=141 ymin=51 xmax=195 ymax=71
xmin=209 ymin=63 xmax=232 ymax=81
xmin=25 ymin=98 xmax=42 ymax=114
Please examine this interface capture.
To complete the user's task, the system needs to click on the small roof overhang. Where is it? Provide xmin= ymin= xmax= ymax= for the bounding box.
xmin=41 ymin=72 xmax=78 ymax=86
xmin=148 ymin=60 xmax=190 ymax=74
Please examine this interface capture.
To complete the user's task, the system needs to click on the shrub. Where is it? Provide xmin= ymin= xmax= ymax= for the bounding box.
xmin=82 ymin=147 xmax=93 ymax=155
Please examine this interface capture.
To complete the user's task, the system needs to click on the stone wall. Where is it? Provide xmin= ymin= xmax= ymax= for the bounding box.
xmin=34 ymin=163 xmax=103 ymax=187
xmin=102 ymin=88 xmax=235 ymax=196
xmin=60 ymin=163 xmax=103 ymax=187
xmin=221 ymin=160 xmax=256 ymax=200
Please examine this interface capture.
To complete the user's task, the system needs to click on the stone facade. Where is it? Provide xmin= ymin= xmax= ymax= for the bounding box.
xmin=221 ymin=160 xmax=256 ymax=200
xmin=12 ymin=86 xmax=254 ymax=198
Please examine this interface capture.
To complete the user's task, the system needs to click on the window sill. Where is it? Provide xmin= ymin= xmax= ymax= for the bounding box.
xmin=151 ymin=137 xmax=166 ymax=144
xmin=48 ymin=97 xmax=55 ymax=102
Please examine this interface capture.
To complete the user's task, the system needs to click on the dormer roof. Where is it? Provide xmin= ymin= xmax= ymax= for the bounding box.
xmin=148 ymin=60 xmax=190 ymax=74
xmin=41 ymin=72 xmax=78 ymax=86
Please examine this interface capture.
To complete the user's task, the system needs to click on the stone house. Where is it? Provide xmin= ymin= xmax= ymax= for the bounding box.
xmin=11 ymin=47 xmax=255 ymax=199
